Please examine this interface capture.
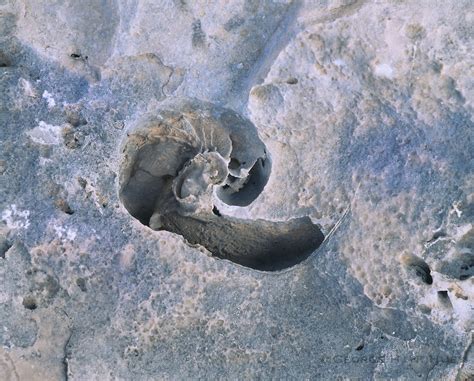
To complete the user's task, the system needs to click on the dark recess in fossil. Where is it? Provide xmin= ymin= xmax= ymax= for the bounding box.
xmin=119 ymin=98 xmax=324 ymax=270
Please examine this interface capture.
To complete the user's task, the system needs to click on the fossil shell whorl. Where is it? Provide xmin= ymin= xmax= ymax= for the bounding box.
xmin=119 ymin=98 xmax=324 ymax=271
xmin=120 ymin=98 xmax=270 ymax=223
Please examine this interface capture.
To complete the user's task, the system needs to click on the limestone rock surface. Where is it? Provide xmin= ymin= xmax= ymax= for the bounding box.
xmin=1 ymin=0 xmax=473 ymax=380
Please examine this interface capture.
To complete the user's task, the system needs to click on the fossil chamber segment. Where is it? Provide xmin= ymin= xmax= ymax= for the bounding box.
xmin=119 ymin=98 xmax=324 ymax=271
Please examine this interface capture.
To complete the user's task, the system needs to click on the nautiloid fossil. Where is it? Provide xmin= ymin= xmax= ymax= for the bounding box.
xmin=119 ymin=98 xmax=324 ymax=271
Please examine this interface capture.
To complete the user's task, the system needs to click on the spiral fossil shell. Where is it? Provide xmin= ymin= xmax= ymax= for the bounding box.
xmin=119 ymin=98 xmax=324 ymax=270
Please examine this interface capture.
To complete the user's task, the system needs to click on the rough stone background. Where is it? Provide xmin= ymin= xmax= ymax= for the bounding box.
xmin=1 ymin=0 xmax=473 ymax=380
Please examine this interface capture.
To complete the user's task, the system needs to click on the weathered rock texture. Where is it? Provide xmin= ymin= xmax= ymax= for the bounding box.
xmin=0 ymin=0 xmax=473 ymax=380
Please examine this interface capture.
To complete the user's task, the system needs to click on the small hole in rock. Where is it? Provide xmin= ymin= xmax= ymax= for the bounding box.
xmin=437 ymin=290 xmax=453 ymax=309
xmin=22 ymin=296 xmax=37 ymax=310
xmin=76 ymin=277 xmax=87 ymax=292
xmin=55 ymin=199 xmax=74 ymax=215
xmin=401 ymin=254 xmax=432 ymax=285
xmin=438 ymin=290 xmax=449 ymax=299
xmin=286 ymin=77 xmax=298 ymax=85
xmin=212 ymin=206 xmax=221 ymax=217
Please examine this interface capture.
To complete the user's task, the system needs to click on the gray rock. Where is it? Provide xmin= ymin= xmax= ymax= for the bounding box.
xmin=0 ymin=0 xmax=472 ymax=380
